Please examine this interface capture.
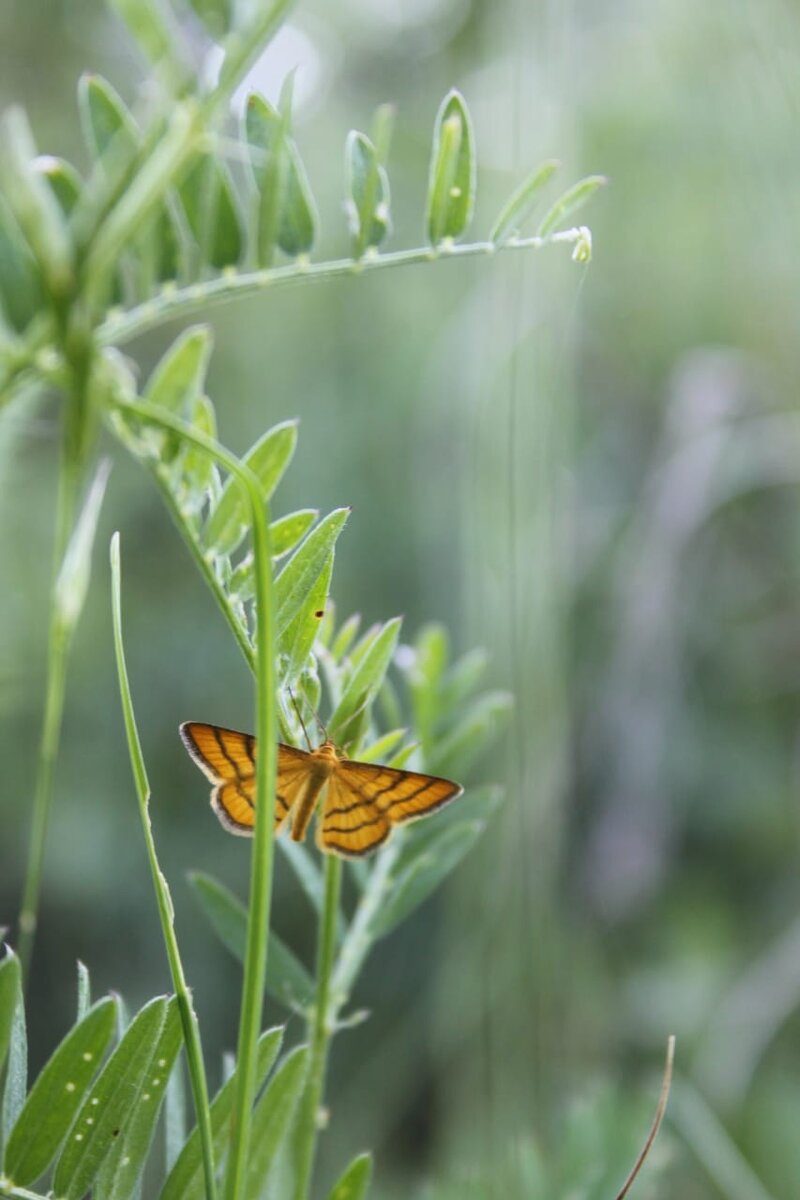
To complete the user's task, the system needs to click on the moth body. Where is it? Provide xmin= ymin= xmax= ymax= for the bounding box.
xmin=290 ymin=740 xmax=339 ymax=842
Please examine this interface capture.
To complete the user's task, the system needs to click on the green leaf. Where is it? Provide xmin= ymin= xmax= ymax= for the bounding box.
xmin=270 ymin=508 xmax=319 ymax=560
xmin=358 ymin=728 xmax=407 ymax=764
xmin=5 ymin=997 xmax=117 ymax=1186
xmin=331 ymin=613 xmax=361 ymax=663
xmin=428 ymin=690 xmax=513 ymax=779
xmin=327 ymin=1151 xmax=373 ymax=1200
xmin=186 ymin=0 xmax=232 ymax=39
xmin=54 ymin=458 xmax=111 ymax=632
xmin=145 ymin=326 xmax=213 ymax=414
xmin=179 ymin=392 xmax=218 ymax=501
xmin=0 ymin=106 xmax=74 ymax=300
xmin=369 ymin=820 xmax=486 ymax=939
xmin=204 ymin=419 xmax=299 ymax=557
xmin=490 ymin=159 xmax=559 ymax=244
xmin=53 ymin=995 xmax=170 ymax=1200
xmin=245 ymin=1046 xmax=309 ymax=1200
xmin=79 ymin=73 xmax=138 ymax=162
xmin=274 ymin=508 xmax=350 ymax=639
xmin=160 ymin=1027 xmax=284 ymax=1200
xmin=163 ymin=1059 xmax=186 ymax=1175
xmin=329 ymin=617 xmax=401 ymax=744
xmin=346 ymin=131 xmax=391 ymax=256
xmin=0 ymin=947 xmax=21 ymax=1082
xmin=439 ymin=648 xmax=488 ymax=713
xmin=0 ymin=194 xmax=44 ymax=332
xmin=93 ymin=999 xmax=182 ymax=1200
xmin=425 ymin=89 xmax=475 ymax=245
xmin=107 ymin=0 xmax=189 ymax=88
xmin=188 ymin=872 xmax=314 ymax=1009
xmin=279 ymin=552 xmax=333 ymax=686
xmin=35 ymin=155 xmax=83 ymax=215
xmin=536 ymin=173 xmax=607 ymax=237
xmin=0 ymin=957 xmax=26 ymax=1155
xmin=180 ymin=154 xmax=243 ymax=270
xmin=245 ymin=92 xmax=318 ymax=263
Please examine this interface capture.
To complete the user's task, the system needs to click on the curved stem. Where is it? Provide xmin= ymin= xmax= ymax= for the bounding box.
xmin=293 ymin=853 xmax=343 ymax=1200
xmin=117 ymin=400 xmax=278 ymax=1200
xmin=98 ymin=227 xmax=590 ymax=347
xmin=111 ymin=534 xmax=219 ymax=1200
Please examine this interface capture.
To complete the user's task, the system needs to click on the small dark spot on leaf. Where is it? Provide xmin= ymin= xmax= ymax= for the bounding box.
xmin=112 ymin=1128 xmax=120 ymax=1137
xmin=314 ymin=610 xmax=324 ymax=618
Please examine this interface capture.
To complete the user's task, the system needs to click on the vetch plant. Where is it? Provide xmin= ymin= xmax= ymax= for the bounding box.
xmin=0 ymin=0 xmax=607 ymax=1197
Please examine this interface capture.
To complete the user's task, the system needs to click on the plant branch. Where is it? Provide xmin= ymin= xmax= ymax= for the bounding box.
xmin=614 ymin=1035 xmax=675 ymax=1200
xmin=330 ymin=838 xmax=401 ymax=1005
xmin=115 ymin=399 xmax=278 ymax=1200
xmin=98 ymin=227 xmax=591 ymax=347
xmin=293 ymin=853 xmax=343 ymax=1200
xmin=110 ymin=533 xmax=219 ymax=1200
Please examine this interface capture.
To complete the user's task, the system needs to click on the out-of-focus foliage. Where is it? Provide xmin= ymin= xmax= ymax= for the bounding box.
xmin=2 ymin=0 xmax=800 ymax=1197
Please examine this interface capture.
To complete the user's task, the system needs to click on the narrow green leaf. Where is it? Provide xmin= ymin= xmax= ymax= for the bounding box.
xmin=160 ymin=1027 xmax=284 ymax=1200
xmin=5 ymin=997 xmax=117 ymax=1186
xmin=440 ymin=648 xmax=488 ymax=713
xmin=0 ymin=106 xmax=74 ymax=300
xmin=35 ymin=155 xmax=83 ymax=215
xmin=79 ymin=73 xmax=138 ymax=161
xmin=186 ymin=0 xmax=232 ymax=39
xmin=369 ymin=820 xmax=486 ymax=939
xmin=179 ymin=392 xmax=218 ymax=502
xmin=536 ymin=173 xmax=607 ymax=237
xmin=188 ymin=872 xmax=314 ymax=1009
xmin=53 ymin=995 xmax=169 ymax=1200
xmin=93 ymin=999 xmax=182 ymax=1200
xmin=0 ymin=961 xmax=26 ymax=1155
xmin=0 ymin=948 xmax=21 ymax=1082
xmin=270 ymin=508 xmax=319 ymax=560
xmin=357 ymin=729 xmax=407 ymax=764
xmin=54 ymin=459 xmax=111 ymax=632
xmin=245 ymin=92 xmax=318 ymax=262
xmin=279 ymin=553 xmax=332 ymax=686
xmin=345 ymin=131 xmax=390 ymax=257
xmin=0 ymin=196 xmax=43 ymax=332
xmin=108 ymin=0 xmax=189 ymax=88
xmin=327 ymin=1151 xmax=373 ymax=1200
xmin=245 ymin=1046 xmax=309 ymax=1200
xmin=331 ymin=613 xmax=361 ymax=663
xmin=145 ymin=326 xmax=213 ymax=414
xmin=489 ymin=159 xmax=559 ymax=244
xmin=330 ymin=617 xmax=401 ymax=744
xmin=179 ymin=154 xmax=243 ymax=270
xmin=163 ymin=1059 xmax=186 ymax=1175
xmin=428 ymin=690 xmax=513 ymax=779
xmin=204 ymin=420 xmax=299 ymax=557
xmin=274 ymin=508 xmax=350 ymax=638
xmin=425 ymin=89 xmax=475 ymax=245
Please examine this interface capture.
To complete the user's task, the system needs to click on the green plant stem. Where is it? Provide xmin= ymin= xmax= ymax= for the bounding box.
xmin=98 ymin=226 xmax=590 ymax=347
xmin=293 ymin=853 xmax=343 ymax=1200
xmin=16 ymin=436 xmax=83 ymax=979
xmin=116 ymin=400 xmax=278 ymax=1200
xmin=110 ymin=533 xmax=219 ymax=1200
xmin=331 ymin=839 xmax=400 ymax=1005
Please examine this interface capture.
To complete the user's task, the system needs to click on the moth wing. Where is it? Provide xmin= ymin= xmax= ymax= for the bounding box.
xmin=318 ymin=764 xmax=392 ymax=858
xmin=180 ymin=723 xmax=310 ymax=836
xmin=339 ymin=759 xmax=463 ymax=825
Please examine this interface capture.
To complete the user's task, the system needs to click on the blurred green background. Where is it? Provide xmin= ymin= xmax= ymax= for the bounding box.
xmin=3 ymin=0 xmax=800 ymax=1196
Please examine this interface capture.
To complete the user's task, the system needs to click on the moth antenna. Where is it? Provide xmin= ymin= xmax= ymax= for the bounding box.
xmin=315 ymin=709 xmax=330 ymax=742
xmin=288 ymin=687 xmax=313 ymax=751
